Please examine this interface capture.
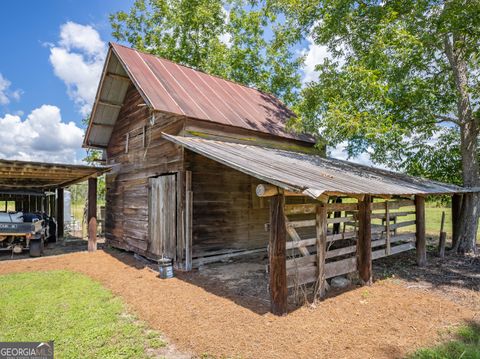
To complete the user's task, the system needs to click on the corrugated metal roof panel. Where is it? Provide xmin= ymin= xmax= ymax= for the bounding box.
xmin=110 ymin=43 xmax=313 ymax=143
xmin=163 ymin=134 xmax=477 ymax=197
xmin=0 ymin=159 xmax=109 ymax=190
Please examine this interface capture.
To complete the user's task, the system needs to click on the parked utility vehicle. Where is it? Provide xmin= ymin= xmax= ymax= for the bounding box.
xmin=0 ymin=212 xmax=51 ymax=256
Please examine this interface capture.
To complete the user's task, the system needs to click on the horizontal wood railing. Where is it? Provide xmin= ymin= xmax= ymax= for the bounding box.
xmin=284 ymin=198 xmax=417 ymax=290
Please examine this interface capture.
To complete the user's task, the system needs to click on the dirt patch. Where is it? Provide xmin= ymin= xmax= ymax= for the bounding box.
xmin=0 ymin=249 xmax=477 ymax=359
xmin=374 ymin=245 xmax=480 ymax=312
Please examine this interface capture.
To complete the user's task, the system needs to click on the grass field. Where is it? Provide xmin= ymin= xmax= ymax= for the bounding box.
xmin=0 ymin=271 xmax=165 ymax=358
xmin=410 ymin=323 xmax=480 ymax=359
xmin=372 ymin=204 xmax=480 ymax=240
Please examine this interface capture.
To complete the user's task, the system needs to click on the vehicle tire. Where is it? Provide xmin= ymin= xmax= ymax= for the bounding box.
xmin=29 ymin=239 xmax=42 ymax=257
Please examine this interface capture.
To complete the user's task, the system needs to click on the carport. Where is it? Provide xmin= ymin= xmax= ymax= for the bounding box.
xmin=0 ymin=159 xmax=109 ymax=251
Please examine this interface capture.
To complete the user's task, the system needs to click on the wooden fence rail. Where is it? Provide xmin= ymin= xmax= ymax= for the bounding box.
xmin=284 ymin=198 xmax=418 ymax=290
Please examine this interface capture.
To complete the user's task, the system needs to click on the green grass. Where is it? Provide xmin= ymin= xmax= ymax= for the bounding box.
xmin=0 ymin=270 xmax=166 ymax=358
xmin=372 ymin=205 xmax=480 ymax=240
xmin=409 ymin=323 xmax=480 ymax=359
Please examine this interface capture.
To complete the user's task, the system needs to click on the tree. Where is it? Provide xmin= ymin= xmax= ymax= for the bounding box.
xmin=110 ymin=0 xmax=303 ymax=105
xmin=275 ymin=0 xmax=479 ymax=253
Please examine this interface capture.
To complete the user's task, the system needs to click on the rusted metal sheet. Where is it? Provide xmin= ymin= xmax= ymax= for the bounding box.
xmin=163 ymin=134 xmax=478 ymax=197
xmin=85 ymin=43 xmax=314 ymax=148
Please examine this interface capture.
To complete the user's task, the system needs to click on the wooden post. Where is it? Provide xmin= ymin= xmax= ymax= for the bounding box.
xmin=316 ymin=203 xmax=327 ymax=299
xmin=438 ymin=211 xmax=446 ymax=258
xmin=185 ymin=171 xmax=193 ymax=271
xmin=56 ymin=188 xmax=64 ymax=241
xmin=269 ymin=193 xmax=288 ymax=316
xmin=357 ymin=195 xmax=372 ymax=284
xmin=415 ymin=195 xmax=426 ymax=266
xmin=385 ymin=201 xmax=391 ymax=255
xmin=175 ymin=171 xmax=186 ymax=269
xmin=333 ymin=197 xmax=342 ymax=234
xmin=88 ymin=177 xmax=97 ymax=252
xmin=451 ymin=194 xmax=462 ymax=249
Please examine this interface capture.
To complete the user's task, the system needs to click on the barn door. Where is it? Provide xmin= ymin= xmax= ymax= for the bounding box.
xmin=149 ymin=175 xmax=177 ymax=259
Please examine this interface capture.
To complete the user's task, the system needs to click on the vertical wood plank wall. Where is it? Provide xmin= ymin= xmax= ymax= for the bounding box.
xmin=105 ymin=85 xmax=185 ymax=258
xmin=185 ymin=151 xmax=270 ymax=258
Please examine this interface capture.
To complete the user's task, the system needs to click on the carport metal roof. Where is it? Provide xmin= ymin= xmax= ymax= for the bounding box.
xmin=163 ymin=134 xmax=478 ymax=198
xmin=0 ymin=159 xmax=109 ymax=190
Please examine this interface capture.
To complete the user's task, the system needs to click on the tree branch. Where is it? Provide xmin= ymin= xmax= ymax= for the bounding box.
xmin=434 ymin=114 xmax=460 ymax=125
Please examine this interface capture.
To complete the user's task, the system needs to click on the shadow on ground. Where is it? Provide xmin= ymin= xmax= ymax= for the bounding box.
xmin=84 ymin=237 xmax=479 ymax=315
xmin=0 ymin=238 xmax=105 ymax=262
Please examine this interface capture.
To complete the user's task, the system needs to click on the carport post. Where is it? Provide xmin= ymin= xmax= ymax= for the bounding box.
xmin=269 ymin=192 xmax=288 ymax=316
xmin=415 ymin=195 xmax=427 ymax=266
xmin=357 ymin=195 xmax=372 ymax=285
xmin=88 ymin=177 xmax=97 ymax=252
xmin=56 ymin=187 xmax=64 ymax=241
xmin=451 ymin=193 xmax=463 ymax=249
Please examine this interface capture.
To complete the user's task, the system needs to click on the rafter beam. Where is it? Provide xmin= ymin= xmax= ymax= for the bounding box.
xmin=98 ymin=100 xmax=123 ymax=109
xmin=106 ymin=72 xmax=130 ymax=82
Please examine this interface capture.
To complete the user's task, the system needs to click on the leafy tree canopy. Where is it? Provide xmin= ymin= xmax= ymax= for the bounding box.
xmin=273 ymin=0 xmax=480 ymax=185
xmin=110 ymin=0 xmax=303 ymax=105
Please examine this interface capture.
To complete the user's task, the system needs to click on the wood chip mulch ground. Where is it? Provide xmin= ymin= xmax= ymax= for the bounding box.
xmin=0 ymin=249 xmax=478 ymax=359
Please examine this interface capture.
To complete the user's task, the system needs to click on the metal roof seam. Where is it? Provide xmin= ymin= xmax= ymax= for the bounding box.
xmin=187 ymin=67 xmax=243 ymax=126
xmin=199 ymin=73 xmax=257 ymax=129
xmin=134 ymin=51 xmax=185 ymax=115
xmin=162 ymin=134 xmax=474 ymax=196
xmin=172 ymin=61 xmax=232 ymax=125
xmin=221 ymin=77 xmax=264 ymax=117
xmin=154 ymin=57 xmax=210 ymax=119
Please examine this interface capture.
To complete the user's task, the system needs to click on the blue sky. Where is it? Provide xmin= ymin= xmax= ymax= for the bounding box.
xmin=0 ymin=0 xmax=359 ymax=165
xmin=0 ymin=0 xmax=133 ymax=120
xmin=0 ymin=0 xmax=132 ymax=163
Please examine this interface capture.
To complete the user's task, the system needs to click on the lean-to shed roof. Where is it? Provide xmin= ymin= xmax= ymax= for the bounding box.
xmin=0 ymin=159 xmax=109 ymax=190
xmin=163 ymin=134 xmax=477 ymax=198
xmin=84 ymin=43 xmax=314 ymax=148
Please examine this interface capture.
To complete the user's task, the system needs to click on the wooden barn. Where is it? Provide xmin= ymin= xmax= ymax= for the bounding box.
xmin=84 ymin=43 xmax=475 ymax=315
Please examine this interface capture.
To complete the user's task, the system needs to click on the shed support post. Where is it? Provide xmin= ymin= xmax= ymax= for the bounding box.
xmin=56 ymin=188 xmax=64 ymax=241
xmin=88 ymin=177 xmax=97 ymax=252
xmin=451 ymin=194 xmax=463 ymax=250
xmin=415 ymin=195 xmax=426 ymax=266
xmin=357 ymin=195 xmax=372 ymax=284
xmin=175 ymin=171 xmax=186 ymax=270
xmin=315 ymin=203 xmax=328 ymax=299
xmin=269 ymin=193 xmax=287 ymax=316
xmin=183 ymin=171 xmax=193 ymax=271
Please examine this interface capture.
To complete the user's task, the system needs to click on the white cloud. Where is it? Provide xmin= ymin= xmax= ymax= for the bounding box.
xmin=302 ymin=37 xmax=330 ymax=84
xmin=219 ymin=7 xmax=232 ymax=48
xmin=58 ymin=22 xmax=105 ymax=56
xmin=300 ymin=26 xmax=347 ymax=85
xmin=49 ymin=22 xmax=106 ymax=116
xmin=0 ymin=73 xmax=22 ymax=105
xmin=219 ymin=32 xmax=233 ymax=48
xmin=0 ymin=105 xmax=84 ymax=163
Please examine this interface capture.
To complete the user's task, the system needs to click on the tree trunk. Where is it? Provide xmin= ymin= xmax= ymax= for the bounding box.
xmin=445 ymin=34 xmax=480 ymax=254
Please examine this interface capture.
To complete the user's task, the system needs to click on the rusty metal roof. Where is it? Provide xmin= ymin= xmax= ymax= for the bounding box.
xmin=0 ymin=159 xmax=109 ymax=190
xmin=84 ymin=43 xmax=314 ymax=148
xmin=163 ymin=134 xmax=477 ymax=197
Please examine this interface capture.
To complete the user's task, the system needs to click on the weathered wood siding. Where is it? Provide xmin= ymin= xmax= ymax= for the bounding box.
xmin=105 ymin=84 xmax=318 ymax=263
xmin=105 ymin=84 xmax=185 ymax=258
xmin=185 ymin=150 xmax=270 ymax=257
